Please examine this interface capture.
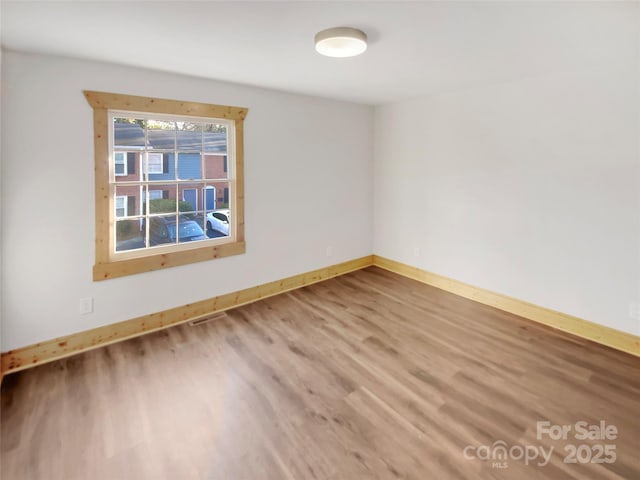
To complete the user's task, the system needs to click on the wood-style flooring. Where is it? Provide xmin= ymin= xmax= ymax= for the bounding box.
xmin=2 ymin=267 xmax=639 ymax=479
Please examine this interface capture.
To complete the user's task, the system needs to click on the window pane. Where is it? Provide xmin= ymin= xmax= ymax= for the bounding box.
xmin=176 ymin=152 xmax=202 ymax=180
xmin=148 ymin=214 xmax=177 ymax=246
xmin=147 ymin=120 xmax=175 ymax=150
xmin=144 ymin=152 xmax=174 ymax=180
xmin=179 ymin=184 xmax=202 ymax=213
xmin=177 ymin=122 xmax=202 ymax=150
xmin=203 ymin=154 xmax=228 ymax=180
xmin=115 ymin=185 xmax=140 ymax=218
xmin=175 ymin=214 xmax=206 ymax=243
xmin=205 ymin=212 xmax=230 ymax=238
xmin=203 ymin=124 xmax=227 ymax=153
xmin=144 ymin=185 xmax=177 ymax=214
xmin=202 ymin=180 xmax=230 ymax=210
xmin=115 ymin=218 xmax=145 ymax=252
xmin=114 ymin=118 xmax=145 ymax=147
xmin=114 ymin=151 xmax=139 ymax=182
xmin=204 ymin=180 xmax=231 ymax=238
xmin=190 ymin=210 xmax=207 ymax=235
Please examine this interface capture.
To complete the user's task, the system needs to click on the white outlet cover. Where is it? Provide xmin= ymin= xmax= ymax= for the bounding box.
xmin=80 ymin=297 xmax=94 ymax=315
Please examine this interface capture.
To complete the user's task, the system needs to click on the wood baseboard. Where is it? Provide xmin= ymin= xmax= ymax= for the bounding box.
xmin=373 ymin=255 xmax=640 ymax=357
xmin=4 ymin=253 xmax=637 ymax=377
xmin=1 ymin=256 xmax=374 ymax=375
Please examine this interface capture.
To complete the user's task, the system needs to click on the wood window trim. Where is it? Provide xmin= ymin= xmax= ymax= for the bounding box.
xmin=84 ymin=91 xmax=248 ymax=281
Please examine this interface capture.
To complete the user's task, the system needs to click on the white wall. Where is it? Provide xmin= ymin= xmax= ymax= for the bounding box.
xmin=0 ymin=50 xmax=373 ymax=351
xmin=374 ymin=59 xmax=640 ymax=335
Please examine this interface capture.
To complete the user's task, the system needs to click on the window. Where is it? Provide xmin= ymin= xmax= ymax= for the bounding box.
xmin=114 ymin=152 xmax=127 ymax=176
xmin=85 ymin=91 xmax=248 ymax=280
xmin=146 ymin=153 xmax=164 ymax=174
xmin=115 ymin=195 xmax=127 ymax=217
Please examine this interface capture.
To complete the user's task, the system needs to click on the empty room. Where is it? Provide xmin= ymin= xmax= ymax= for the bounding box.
xmin=1 ymin=1 xmax=639 ymax=479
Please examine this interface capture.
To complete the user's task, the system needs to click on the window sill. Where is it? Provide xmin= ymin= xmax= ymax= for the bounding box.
xmin=93 ymin=241 xmax=245 ymax=281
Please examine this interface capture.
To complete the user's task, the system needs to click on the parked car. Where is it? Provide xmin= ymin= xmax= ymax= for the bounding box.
xmin=147 ymin=216 xmax=207 ymax=246
xmin=206 ymin=209 xmax=230 ymax=235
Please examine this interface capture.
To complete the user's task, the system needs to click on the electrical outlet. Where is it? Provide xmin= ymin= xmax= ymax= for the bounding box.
xmin=414 ymin=247 xmax=420 ymax=257
xmin=326 ymin=246 xmax=333 ymax=258
xmin=630 ymin=302 xmax=640 ymax=320
xmin=80 ymin=297 xmax=94 ymax=315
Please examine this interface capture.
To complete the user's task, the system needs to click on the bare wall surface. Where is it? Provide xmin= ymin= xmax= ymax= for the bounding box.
xmin=0 ymin=50 xmax=373 ymax=351
xmin=374 ymin=55 xmax=640 ymax=335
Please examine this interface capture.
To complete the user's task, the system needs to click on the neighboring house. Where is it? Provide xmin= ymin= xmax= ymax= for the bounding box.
xmin=113 ymin=122 xmax=229 ymax=219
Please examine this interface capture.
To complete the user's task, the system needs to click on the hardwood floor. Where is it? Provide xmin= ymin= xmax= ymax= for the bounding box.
xmin=2 ymin=267 xmax=639 ymax=479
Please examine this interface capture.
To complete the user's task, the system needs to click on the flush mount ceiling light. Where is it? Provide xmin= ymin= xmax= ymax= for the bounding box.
xmin=315 ymin=27 xmax=367 ymax=58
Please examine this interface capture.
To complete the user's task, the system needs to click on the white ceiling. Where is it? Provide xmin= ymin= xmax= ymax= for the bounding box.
xmin=1 ymin=1 xmax=638 ymax=105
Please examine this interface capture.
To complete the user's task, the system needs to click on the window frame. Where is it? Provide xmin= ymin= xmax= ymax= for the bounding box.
xmin=85 ymin=91 xmax=247 ymax=281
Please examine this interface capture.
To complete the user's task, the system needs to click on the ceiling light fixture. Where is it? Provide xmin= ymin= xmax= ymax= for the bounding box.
xmin=315 ymin=27 xmax=367 ymax=58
